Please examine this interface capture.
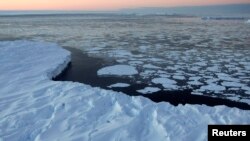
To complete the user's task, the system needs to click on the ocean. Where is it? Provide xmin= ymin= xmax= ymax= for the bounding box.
xmin=0 ymin=13 xmax=250 ymax=107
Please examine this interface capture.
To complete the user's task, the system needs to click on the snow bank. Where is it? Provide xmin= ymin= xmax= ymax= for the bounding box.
xmin=0 ymin=40 xmax=250 ymax=141
xmin=97 ymin=65 xmax=138 ymax=76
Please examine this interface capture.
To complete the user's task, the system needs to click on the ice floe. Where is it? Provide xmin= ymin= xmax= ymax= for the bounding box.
xmin=97 ymin=65 xmax=138 ymax=76
xmin=199 ymin=83 xmax=226 ymax=93
xmin=137 ymin=87 xmax=161 ymax=94
xmin=152 ymin=78 xmax=178 ymax=89
xmin=221 ymin=82 xmax=244 ymax=87
xmin=143 ymin=64 xmax=161 ymax=69
xmin=173 ymin=75 xmax=186 ymax=80
xmin=108 ymin=83 xmax=130 ymax=88
xmin=188 ymin=80 xmax=203 ymax=86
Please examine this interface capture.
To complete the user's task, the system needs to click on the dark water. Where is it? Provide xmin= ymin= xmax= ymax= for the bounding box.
xmin=54 ymin=47 xmax=250 ymax=110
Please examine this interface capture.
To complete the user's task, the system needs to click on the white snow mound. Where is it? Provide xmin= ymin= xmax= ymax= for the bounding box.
xmin=0 ymin=40 xmax=250 ymax=141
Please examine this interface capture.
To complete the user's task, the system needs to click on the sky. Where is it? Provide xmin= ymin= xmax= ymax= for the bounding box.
xmin=0 ymin=0 xmax=249 ymax=10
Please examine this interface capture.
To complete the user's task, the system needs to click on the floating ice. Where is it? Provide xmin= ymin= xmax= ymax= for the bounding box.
xmin=143 ymin=64 xmax=161 ymax=69
xmin=137 ymin=87 xmax=161 ymax=94
xmin=221 ymin=82 xmax=244 ymax=87
xmin=108 ymin=83 xmax=130 ymax=88
xmin=189 ymin=76 xmax=201 ymax=81
xmin=199 ymin=83 xmax=226 ymax=92
xmin=152 ymin=78 xmax=178 ymax=89
xmin=108 ymin=50 xmax=133 ymax=58
xmin=216 ymin=73 xmax=239 ymax=82
xmin=128 ymin=61 xmax=144 ymax=65
xmin=97 ymin=65 xmax=138 ymax=76
xmin=188 ymin=80 xmax=203 ymax=86
xmin=173 ymin=75 xmax=185 ymax=80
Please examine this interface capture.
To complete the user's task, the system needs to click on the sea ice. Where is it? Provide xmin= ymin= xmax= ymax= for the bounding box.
xmin=188 ymin=80 xmax=203 ymax=86
xmin=152 ymin=78 xmax=178 ymax=89
xmin=137 ymin=87 xmax=161 ymax=94
xmin=173 ymin=75 xmax=185 ymax=80
xmin=143 ymin=64 xmax=161 ymax=69
xmin=216 ymin=73 xmax=239 ymax=82
xmin=221 ymin=82 xmax=244 ymax=87
xmin=108 ymin=83 xmax=130 ymax=88
xmin=97 ymin=65 xmax=138 ymax=76
xmin=199 ymin=83 xmax=226 ymax=92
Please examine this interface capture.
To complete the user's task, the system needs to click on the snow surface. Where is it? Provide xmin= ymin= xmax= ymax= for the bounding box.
xmin=137 ymin=87 xmax=161 ymax=94
xmin=108 ymin=83 xmax=130 ymax=88
xmin=0 ymin=40 xmax=250 ymax=141
xmin=97 ymin=65 xmax=138 ymax=76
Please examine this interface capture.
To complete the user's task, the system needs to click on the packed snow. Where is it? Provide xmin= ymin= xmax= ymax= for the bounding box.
xmin=97 ymin=65 xmax=138 ymax=76
xmin=0 ymin=41 xmax=250 ymax=141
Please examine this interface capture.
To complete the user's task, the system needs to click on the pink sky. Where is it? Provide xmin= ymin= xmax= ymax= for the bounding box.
xmin=0 ymin=0 xmax=249 ymax=10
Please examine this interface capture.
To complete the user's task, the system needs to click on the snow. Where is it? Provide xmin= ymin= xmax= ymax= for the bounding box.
xmin=108 ymin=83 xmax=130 ymax=88
xmin=246 ymin=19 xmax=250 ymax=23
xmin=97 ymin=65 xmax=138 ymax=76
xmin=1 ymin=40 xmax=250 ymax=141
xmin=137 ymin=87 xmax=161 ymax=94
